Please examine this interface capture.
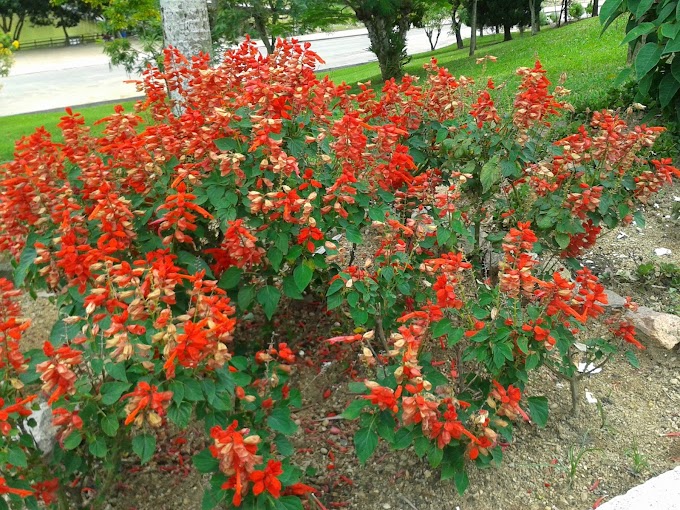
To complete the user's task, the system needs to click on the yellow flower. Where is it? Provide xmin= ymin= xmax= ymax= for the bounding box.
xmin=12 ymin=40 xmax=19 ymax=50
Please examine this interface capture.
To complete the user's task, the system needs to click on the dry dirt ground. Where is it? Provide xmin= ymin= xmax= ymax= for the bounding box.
xmin=15 ymin=185 xmax=680 ymax=510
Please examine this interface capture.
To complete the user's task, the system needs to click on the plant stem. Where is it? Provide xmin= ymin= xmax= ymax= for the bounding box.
xmin=570 ymin=374 xmax=580 ymax=417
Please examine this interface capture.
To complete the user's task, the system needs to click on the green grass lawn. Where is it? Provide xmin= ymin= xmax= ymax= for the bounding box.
xmin=0 ymin=17 xmax=628 ymax=163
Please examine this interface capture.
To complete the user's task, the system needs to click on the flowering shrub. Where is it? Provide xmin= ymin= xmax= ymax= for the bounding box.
xmin=0 ymin=37 xmax=678 ymax=507
xmin=0 ymin=33 xmax=19 ymax=78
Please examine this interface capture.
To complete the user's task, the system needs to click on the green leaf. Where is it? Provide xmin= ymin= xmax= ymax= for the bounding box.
xmin=346 ymin=226 xmax=362 ymax=244
xmin=63 ymin=430 xmax=83 ymax=450
xmin=528 ymin=396 xmax=549 ymax=428
xmin=14 ymin=239 xmax=37 ymax=287
xmin=294 ymin=263 xmax=313 ymax=293
xmin=428 ymin=446 xmax=444 ymax=468
xmin=101 ymin=414 xmax=119 ymax=437
xmin=634 ymin=0 xmax=655 ymax=18
xmin=327 ymin=292 xmax=343 ymax=310
xmin=267 ymin=408 xmax=298 ymax=435
xmin=100 ymin=381 xmax=132 ymax=406
xmin=274 ymin=435 xmax=295 ymax=456
xmin=105 ymin=362 xmax=128 ymax=382
xmin=555 ymin=232 xmax=570 ymax=250
xmin=132 ymin=434 xmax=156 ymax=464
xmin=193 ymin=449 xmax=219 ymax=473
xmin=613 ymin=66 xmax=632 ymax=87
xmin=342 ymin=399 xmax=369 ymax=420
xmin=633 ymin=210 xmax=646 ymax=228
xmin=177 ymin=251 xmax=214 ymax=279
xmin=213 ymin=137 xmax=239 ymax=152
xmin=8 ymin=445 xmax=28 ymax=468
xmin=257 ymin=285 xmax=281 ymax=320
xmin=282 ymin=276 xmax=304 ymax=299
xmin=451 ymin=470 xmax=469 ymax=496
xmin=673 ymin=57 xmax=680 ymax=83
xmin=621 ymin=22 xmax=656 ymax=44
xmin=432 ymin=318 xmax=453 ymax=338
xmin=89 ymin=437 xmax=107 ymax=458
xmin=635 ymin=43 xmax=663 ymax=79
xmin=658 ymin=73 xmax=680 ymax=108
xmin=218 ymin=267 xmax=242 ymax=290
xmin=354 ymin=427 xmax=379 ymax=464
xmin=201 ymin=484 xmax=226 ymax=510
xmin=480 ymin=155 xmax=501 ymax=194
xmin=625 ymin=350 xmax=640 ymax=368
xmin=238 ymin=286 xmax=256 ymax=311
xmin=663 ymin=34 xmax=680 ymax=54
xmin=600 ymin=0 xmax=623 ymax=26
xmin=275 ymin=497 xmax=304 ymax=510
xmin=168 ymin=401 xmax=193 ymax=429
xmin=516 ymin=336 xmax=529 ymax=355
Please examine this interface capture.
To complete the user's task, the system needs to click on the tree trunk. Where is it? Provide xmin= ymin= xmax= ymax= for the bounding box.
xmin=503 ymin=23 xmax=512 ymax=41
xmin=159 ymin=0 xmax=212 ymax=59
xmin=530 ymin=0 xmax=539 ymax=35
xmin=455 ymin=25 xmax=464 ymax=48
xmin=361 ymin=13 xmax=410 ymax=81
xmin=469 ymin=0 xmax=478 ymax=56
xmin=62 ymin=24 xmax=70 ymax=45
xmin=592 ymin=0 xmax=599 ymax=16
xmin=452 ymin=6 xmax=464 ymax=48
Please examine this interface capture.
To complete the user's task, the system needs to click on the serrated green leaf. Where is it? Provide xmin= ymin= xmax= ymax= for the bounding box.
xmin=8 ymin=445 xmax=27 ymax=468
xmin=267 ymin=408 xmax=298 ymax=435
xmin=432 ymin=318 xmax=453 ymax=338
xmin=100 ymin=381 xmax=132 ymax=406
xmin=480 ymin=155 xmax=501 ymax=194
xmin=101 ymin=414 xmax=119 ymax=437
xmin=257 ymin=285 xmax=280 ymax=320
xmin=218 ymin=267 xmax=242 ymax=290
xmin=193 ymin=449 xmax=219 ymax=473
xmin=238 ymin=286 xmax=256 ymax=311
xmin=354 ymin=427 xmax=378 ymax=464
xmin=454 ymin=470 xmax=469 ymax=495
xmin=294 ymin=263 xmax=313 ymax=293
xmin=625 ymin=350 xmax=640 ymax=368
xmin=132 ymin=434 xmax=156 ymax=464
xmin=428 ymin=446 xmax=444 ymax=468
xmin=275 ymin=496 xmax=304 ymax=510
xmin=342 ymin=399 xmax=369 ymax=420
xmin=168 ymin=401 xmax=193 ymax=429
xmin=528 ymin=396 xmax=549 ymax=428
xmin=14 ymin=239 xmax=37 ymax=287
xmin=555 ymin=232 xmax=570 ymax=250
xmin=63 ymin=430 xmax=83 ymax=450
xmin=282 ymin=276 xmax=304 ymax=299
xmin=274 ymin=435 xmax=295 ymax=456
xmin=89 ymin=437 xmax=107 ymax=458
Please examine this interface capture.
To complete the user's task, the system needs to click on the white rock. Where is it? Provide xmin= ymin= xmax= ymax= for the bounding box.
xmin=585 ymin=390 xmax=598 ymax=404
xmin=596 ymin=466 xmax=680 ymax=510
xmin=627 ymin=306 xmax=680 ymax=350
xmin=617 ymin=232 xmax=629 ymax=240
xmin=654 ymin=247 xmax=673 ymax=257
xmin=25 ymin=401 xmax=57 ymax=455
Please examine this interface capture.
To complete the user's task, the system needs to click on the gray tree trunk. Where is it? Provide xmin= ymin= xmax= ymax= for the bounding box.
xmin=469 ymin=0 xmax=478 ymax=56
xmin=159 ymin=0 xmax=212 ymax=59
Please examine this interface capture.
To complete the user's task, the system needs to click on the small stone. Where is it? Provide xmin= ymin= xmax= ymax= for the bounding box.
xmin=382 ymin=504 xmax=391 ymax=509
xmin=626 ymin=306 xmax=680 ymax=350
xmin=670 ymin=378 xmax=679 ymax=386
xmin=424 ymin=470 xmax=432 ymax=479
xmin=320 ymin=447 xmax=328 ymax=455
xmin=654 ymin=247 xmax=672 ymax=257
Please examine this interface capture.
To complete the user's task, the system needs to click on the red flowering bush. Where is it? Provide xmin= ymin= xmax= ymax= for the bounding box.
xmin=0 ymin=38 xmax=678 ymax=507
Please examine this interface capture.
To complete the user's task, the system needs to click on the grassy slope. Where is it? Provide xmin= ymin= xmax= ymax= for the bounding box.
xmin=0 ymin=17 xmax=627 ymax=163
xmin=327 ymin=17 xmax=628 ymax=111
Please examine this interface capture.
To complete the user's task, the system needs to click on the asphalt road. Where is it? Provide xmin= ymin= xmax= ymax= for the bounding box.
xmin=0 ymin=24 xmax=468 ymax=117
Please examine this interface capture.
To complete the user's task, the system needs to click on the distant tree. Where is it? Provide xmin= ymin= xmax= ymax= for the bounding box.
xmin=0 ymin=0 xmax=52 ymax=42
xmin=212 ymin=0 xmax=315 ymax=55
xmin=450 ymin=0 xmax=464 ymax=49
xmin=466 ymin=0 xmax=537 ymax=42
xmin=306 ymin=0 xmax=429 ymax=82
xmin=423 ymin=0 xmax=450 ymax=51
